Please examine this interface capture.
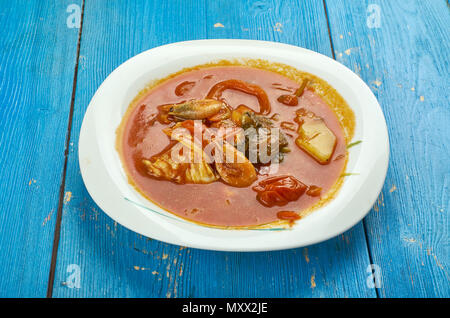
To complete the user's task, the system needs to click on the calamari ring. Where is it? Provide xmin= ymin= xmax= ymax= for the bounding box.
xmin=206 ymin=79 xmax=271 ymax=115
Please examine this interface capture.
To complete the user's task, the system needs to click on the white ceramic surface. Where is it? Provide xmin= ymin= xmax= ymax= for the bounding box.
xmin=79 ymin=39 xmax=389 ymax=251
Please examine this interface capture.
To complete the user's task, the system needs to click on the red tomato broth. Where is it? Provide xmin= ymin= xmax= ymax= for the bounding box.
xmin=118 ymin=65 xmax=351 ymax=227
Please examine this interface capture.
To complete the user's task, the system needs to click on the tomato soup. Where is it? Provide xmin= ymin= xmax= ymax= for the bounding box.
xmin=117 ymin=61 xmax=355 ymax=228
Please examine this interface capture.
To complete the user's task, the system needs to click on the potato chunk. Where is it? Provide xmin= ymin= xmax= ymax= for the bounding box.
xmin=295 ymin=113 xmax=336 ymax=164
xmin=142 ymin=144 xmax=218 ymax=184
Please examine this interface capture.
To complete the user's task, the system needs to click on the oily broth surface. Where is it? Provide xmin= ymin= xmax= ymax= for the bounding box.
xmin=119 ymin=65 xmax=351 ymax=227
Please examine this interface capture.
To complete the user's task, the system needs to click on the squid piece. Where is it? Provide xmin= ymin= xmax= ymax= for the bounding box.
xmin=168 ymin=99 xmax=225 ymax=120
xmin=142 ymin=134 xmax=218 ymax=184
xmin=162 ymin=120 xmax=257 ymax=187
xmin=214 ymin=142 xmax=257 ymax=187
xmin=142 ymin=151 xmax=218 ymax=184
xmin=207 ymin=79 xmax=271 ymax=115
xmin=295 ymin=109 xmax=336 ymax=164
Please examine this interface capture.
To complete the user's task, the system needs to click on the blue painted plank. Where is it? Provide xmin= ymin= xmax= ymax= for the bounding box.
xmin=206 ymin=0 xmax=331 ymax=55
xmin=325 ymin=0 xmax=449 ymax=297
xmin=0 ymin=0 xmax=82 ymax=296
xmin=53 ymin=0 xmax=375 ymax=297
xmin=205 ymin=0 xmax=375 ymax=298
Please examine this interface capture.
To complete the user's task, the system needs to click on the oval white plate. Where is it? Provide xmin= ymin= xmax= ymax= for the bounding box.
xmin=79 ymin=39 xmax=389 ymax=251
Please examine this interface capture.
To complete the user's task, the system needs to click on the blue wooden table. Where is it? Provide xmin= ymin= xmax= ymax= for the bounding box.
xmin=0 ymin=0 xmax=448 ymax=298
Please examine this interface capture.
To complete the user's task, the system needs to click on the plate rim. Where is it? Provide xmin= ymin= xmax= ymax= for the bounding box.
xmin=78 ymin=39 xmax=389 ymax=251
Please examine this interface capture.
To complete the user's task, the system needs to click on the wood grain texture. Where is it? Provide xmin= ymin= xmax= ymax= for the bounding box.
xmin=324 ymin=0 xmax=449 ymax=297
xmin=51 ymin=0 xmax=375 ymax=298
xmin=0 ymin=0 xmax=81 ymax=296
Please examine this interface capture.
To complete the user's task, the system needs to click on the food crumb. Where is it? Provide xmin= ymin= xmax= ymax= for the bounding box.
xmin=134 ymin=266 xmax=152 ymax=271
xmin=274 ymin=22 xmax=283 ymax=32
xmin=42 ymin=210 xmax=53 ymax=226
xmin=411 ymin=87 xmax=415 ymax=91
xmin=373 ymin=193 xmax=384 ymax=212
xmin=190 ymin=208 xmax=199 ymax=214
xmin=344 ymin=48 xmax=352 ymax=55
xmin=339 ymin=34 xmax=343 ymax=39
xmin=420 ymin=96 xmax=424 ymax=102
xmin=214 ymin=23 xmax=224 ymax=28
xmin=432 ymin=254 xmax=444 ymax=270
xmin=389 ymin=185 xmax=397 ymax=193
xmin=310 ymin=274 xmax=316 ymax=289
xmin=162 ymin=253 xmax=168 ymax=260
xmin=373 ymin=80 xmax=382 ymax=87
xmin=303 ymin=248 xmax=310 ymax=263
xmin=64 ymin=191 xmax=72 ymax=204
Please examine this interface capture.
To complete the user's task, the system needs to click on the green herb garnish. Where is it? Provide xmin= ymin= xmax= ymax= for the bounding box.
xmin=347 ymin=140 xmax=362 ymax=149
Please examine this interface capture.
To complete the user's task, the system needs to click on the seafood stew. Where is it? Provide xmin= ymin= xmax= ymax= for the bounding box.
xmin=116 ymin=60 xmax=355 ymax=228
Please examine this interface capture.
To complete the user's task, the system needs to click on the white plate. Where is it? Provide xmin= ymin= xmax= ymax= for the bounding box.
xmin=79 ymin=39 xmax=389 ymax=251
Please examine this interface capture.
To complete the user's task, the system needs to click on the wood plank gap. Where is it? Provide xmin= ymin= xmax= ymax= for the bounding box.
xmin=46 ymin=0 xmax=86 ymax=298
xmin=362 ymin=219 xmax=380 ymax=298
xmin=323 ymin=0 xmax=378 ymax=298
xmin=322 ymin=0 xmax=336 ymax=59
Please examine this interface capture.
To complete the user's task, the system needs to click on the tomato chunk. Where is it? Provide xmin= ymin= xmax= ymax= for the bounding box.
xmin=277 ymin=211 xmax=301 ymax=221
xmin=306 ymin=185 xmax=322 ymax=197
xmin=277 ymin=94 xmax=298 ymax=106
xmin=252 ymin=175 xmax=306 ymax=207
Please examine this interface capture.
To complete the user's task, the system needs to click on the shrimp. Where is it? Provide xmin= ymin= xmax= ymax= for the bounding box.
xmin=168 ymin=99 xmax=224 ymax=120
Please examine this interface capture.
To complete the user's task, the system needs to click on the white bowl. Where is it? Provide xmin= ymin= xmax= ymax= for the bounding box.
xmin=79 ymin=39 xmax=389 ymax=251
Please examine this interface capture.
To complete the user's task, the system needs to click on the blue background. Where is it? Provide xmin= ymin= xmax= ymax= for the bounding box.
xmin=0 ymin=0 xmax=448 ymax=297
